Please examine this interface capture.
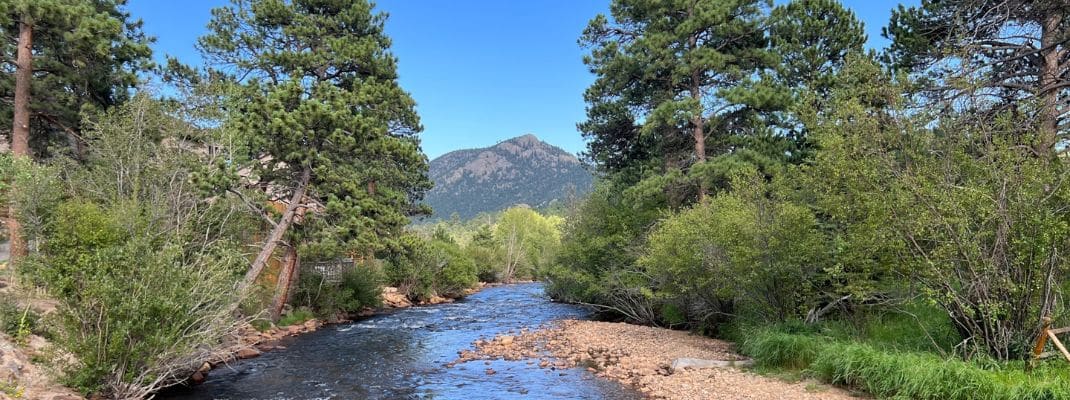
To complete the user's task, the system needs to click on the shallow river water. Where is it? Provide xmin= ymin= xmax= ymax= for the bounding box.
xmin=161 ymin=283 xmax=643 ymax=400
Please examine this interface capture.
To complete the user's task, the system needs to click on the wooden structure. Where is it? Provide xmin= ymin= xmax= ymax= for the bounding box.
xmin=303 ymin=258 xmax=356 ymax=284
xmin=1032 ymin=317 xmax=1070 ymax=363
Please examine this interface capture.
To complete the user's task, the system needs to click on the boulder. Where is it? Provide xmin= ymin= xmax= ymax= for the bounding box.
xmin=670 ymin=357 xmax=754 ymax=371
xmin=235 ymin=347 xmax=261 ymax=359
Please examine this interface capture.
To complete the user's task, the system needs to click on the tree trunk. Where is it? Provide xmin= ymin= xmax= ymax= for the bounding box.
xmin=8 ymin=16 xmax=33 ymax=265
xmin=688 ymin=33 xmax=708 ymax=201
xmin=270 ymin=245 xmax=299 ymax=321
xmin=1037 ymin=11 xmax=1063 ymax=157
xmin=12 ymin=17 xmax=31 ymax=157
xmin=239 ymin=166 xmax=311 ymax=293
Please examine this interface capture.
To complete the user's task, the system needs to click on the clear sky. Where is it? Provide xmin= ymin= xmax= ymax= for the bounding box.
xmin=127 ymin=0 xmax=917 ymax=159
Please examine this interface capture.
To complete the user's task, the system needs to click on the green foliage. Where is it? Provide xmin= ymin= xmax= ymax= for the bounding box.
xmin=294 ymin=261 xmax=384 ymax=318
xmin=798 ymin=62 xmax=1070 ymax=359
xmin=743 ymin=328 xmax=1070 ymax=400
xmin=10 ymin=97 xmax=251 ymax=398
xmin=0 ymin=294 xmax=39 ymax=342
xmin=384 ymin=234 xmax=478 ymax=301
xmin=0 ymin=0 xmax=154 ymax=158
xmin=545 ymin=181 xmax=658 ymax=304
xmin=640 ymin=171 xmax=825 ymax=324
xmin=277 ymin=308 xmax=316 ymax=327
xmin=494 ymin=206 xmax=562 ymax=282
xmin=31 ymin=201 xmax=245 ymax=398
xmin=197 ymin=0 xmax=431 ymax=258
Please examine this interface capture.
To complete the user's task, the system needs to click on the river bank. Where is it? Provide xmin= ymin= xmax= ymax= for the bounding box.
xmin=162 ymin=283 xmax=642 ymax=399
xmin=189 ymin=282 xmax=492 ymax=385
xmin=458 ymin=319 xmax=861 ymax=400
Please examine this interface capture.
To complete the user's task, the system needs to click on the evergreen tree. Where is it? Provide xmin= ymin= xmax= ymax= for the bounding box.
xmin=580 ymin=0 xmax=773 ymax=199
xmin=197 ymin=0 xmax=431 ymax=292
xmin=767 ymin=0 xmax=866 ymax=162
xmin=884 ymin=0 xmax=1070 ymax=156
xmin=1 ymin=0 xmax=153 ymax=157
xmin=0 ymin=0 xmax=152 ymax=262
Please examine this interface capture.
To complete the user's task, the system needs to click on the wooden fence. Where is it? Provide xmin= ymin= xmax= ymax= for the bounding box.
xmin=303 ymin=258 xmax=355 ymax=284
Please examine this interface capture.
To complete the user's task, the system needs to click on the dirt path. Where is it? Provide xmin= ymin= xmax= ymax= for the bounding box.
xmin=454 ymin=320 xmax=860 ymax=400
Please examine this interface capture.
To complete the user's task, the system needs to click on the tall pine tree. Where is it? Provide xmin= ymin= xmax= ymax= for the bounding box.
xmin=1 ymin=0 xmax=152 ymax=262
xmin=197 ymin=0 xmax=430 ymax=293
xmin=884 ymin=0 xmax=1070 ymax=156
xmin=581 ymin=0 xmax=772 ymax=200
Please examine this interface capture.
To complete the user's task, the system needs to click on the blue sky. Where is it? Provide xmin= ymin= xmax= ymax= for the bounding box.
xmin=128 ymin=0 xmax=917 ymax=159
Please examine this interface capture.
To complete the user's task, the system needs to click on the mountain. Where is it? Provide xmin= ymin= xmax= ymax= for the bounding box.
xmin=425 ymin=134 xmax=593 ymax=220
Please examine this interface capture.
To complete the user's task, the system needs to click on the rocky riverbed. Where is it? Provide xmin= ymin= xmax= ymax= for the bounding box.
xmin=454 ymin=319 xmax=861 ymax=400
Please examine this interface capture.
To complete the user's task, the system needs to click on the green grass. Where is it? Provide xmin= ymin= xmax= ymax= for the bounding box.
xmin=277 ymin=308 xmax=316 ymax=327
xmin=741 ymin=329 xmax=1070 ymax=400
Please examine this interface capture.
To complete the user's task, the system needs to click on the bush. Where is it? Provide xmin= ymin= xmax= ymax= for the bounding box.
xmin=293 ymin=261 xmax=384 ymax=318
xmin=546 ymin=181 xmax=658 ymax=305
xmin=0 ymin=294 xmax=40 ymax=342
xmin=431 ymin=239 xmax=478 ymax=297
xmin=466 ymin=242 xmax=504 ymax=283
xmin=639 ymin=171 xmax=825 ymax=326
xmin=385 ymin=235 xmax=478 ymax=301
xmin=29 ymin=201 xmax=245 ymax=398
xmin=10 ymin=97 xmax=253 ymax=398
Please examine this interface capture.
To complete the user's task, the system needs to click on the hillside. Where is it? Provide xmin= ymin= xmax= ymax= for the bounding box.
xmin=425 ymin=134 xmax=593 ymax=220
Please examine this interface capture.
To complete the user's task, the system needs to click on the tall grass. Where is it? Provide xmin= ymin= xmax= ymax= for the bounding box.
xmin=742 ymin=329 xmax=1070 ymax=400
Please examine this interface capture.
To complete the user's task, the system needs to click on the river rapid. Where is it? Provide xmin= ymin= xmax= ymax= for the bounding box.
xmin=161 ymin=283 xmax=643 ymax=400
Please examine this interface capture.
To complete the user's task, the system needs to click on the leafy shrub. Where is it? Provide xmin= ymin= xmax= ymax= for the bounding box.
xmin=465 ymin=237 xmax=505 ymax=283
xmin=385 ymin=235 xmax=478 ymax=301
xmin=10 ymin=97 xmax=252 ymax=398
xmin=294 ymin=261 xmax=384 ymax=318
xmin=639 ymin=171 xmax=825 ymax=326
xmin=546 ymin=182 xmax=657 ymax=305
xmin=0 ymin=294 xmax=40 ymax=342
xmin=431 ymin=240 xmax=478 ymax=297
xmin=29 ymin=201 xmax=246 ymax=398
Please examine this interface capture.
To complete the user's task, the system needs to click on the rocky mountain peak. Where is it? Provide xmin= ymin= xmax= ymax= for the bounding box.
xmin=424 ymin=134 xmax=593 ymax=220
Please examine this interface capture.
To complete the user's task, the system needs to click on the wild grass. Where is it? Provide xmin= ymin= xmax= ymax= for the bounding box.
xmin=742 ymin=329 xmax=1070 ymax=400
xmin=277 ymin=308 xmax=316 ymax=327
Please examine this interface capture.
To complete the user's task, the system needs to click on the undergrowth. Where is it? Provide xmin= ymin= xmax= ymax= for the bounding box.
xmin=741 ymin=329 xmax=1070 ymax=400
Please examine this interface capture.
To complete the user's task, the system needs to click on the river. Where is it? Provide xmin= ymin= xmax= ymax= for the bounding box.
xmin=161 ymin=283 xmax=643 ymax=399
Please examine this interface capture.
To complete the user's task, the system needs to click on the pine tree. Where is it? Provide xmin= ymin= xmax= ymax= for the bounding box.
xmin=580 ymin=0 xmax=773 ymax=200
xmin=768 ymin=0 xmax=866 ymax=162
xmin=197 ymin=0 xmax=431 ymax=293
xmin=0 ymin=0 xmax=152 ymax=262
xmin=884 ymin=0 xmax=1070 ymax=156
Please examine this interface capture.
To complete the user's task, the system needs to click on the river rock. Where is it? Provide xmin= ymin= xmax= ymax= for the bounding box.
xmin=236 ymin=347 xmax=261 ymax=359
xmin=670 ymin=357 xmax=754 ymax=371
xmin=499 ymin=335 xmax=514 ymax=345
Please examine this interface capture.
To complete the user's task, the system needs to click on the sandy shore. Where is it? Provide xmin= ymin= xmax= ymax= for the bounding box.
xmin=454 ymin=319 xmax=860 ymax=400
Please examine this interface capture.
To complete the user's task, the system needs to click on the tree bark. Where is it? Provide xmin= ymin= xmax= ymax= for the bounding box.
xmin=8 ymin=16 xmax=33 ymax=264
xmin=270 ymin=245 xmax=299 ymax=321
xmin=1037 ymin=10 xmax=1063 ymax=156
xmin=688 ymin=33 xmax=708 ymax=201
xmin=12 ymin=16 xmax=31 ymax=157
xmin=239 ymin=166 xmax=311 ymax=293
